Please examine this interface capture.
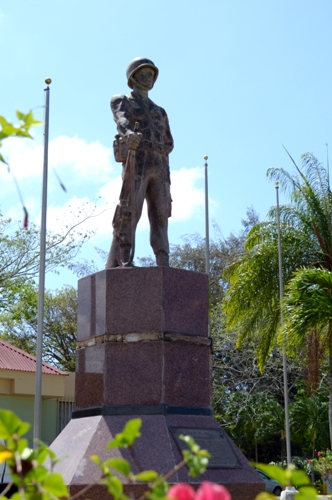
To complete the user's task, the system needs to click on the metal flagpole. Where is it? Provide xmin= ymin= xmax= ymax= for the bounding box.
xmin=276 ymin=181 xmax=292 ymax=465
xmin=204 ymin=155 xmax=211 ymax=343
xmin=326 ymin=143 xmax=330 ymax=189
xmin=33 ymin=78 xmax=52 ymax=445
xmin=204 ymin=155 xmax=209 ymax=276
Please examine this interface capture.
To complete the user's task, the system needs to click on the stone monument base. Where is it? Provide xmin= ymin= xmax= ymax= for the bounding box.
xmin=50 ymin=268 xmax=264 ymax=500
xmin=51 ymin=413 xmax=263 ymax=500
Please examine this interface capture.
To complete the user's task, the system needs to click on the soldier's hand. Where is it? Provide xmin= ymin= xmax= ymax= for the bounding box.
xmin=127 ymin=132 xmax=142 ymax=150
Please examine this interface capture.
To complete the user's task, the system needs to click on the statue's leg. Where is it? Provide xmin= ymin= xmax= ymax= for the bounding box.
xmin=105 ymin=235 xmax=120 ymax=268
xmin=146 ymin=176 xmax=171 ymax=266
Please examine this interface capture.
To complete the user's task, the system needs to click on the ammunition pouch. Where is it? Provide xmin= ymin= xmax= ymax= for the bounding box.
xmin=113 ymin=134 xmax=128 ymax=163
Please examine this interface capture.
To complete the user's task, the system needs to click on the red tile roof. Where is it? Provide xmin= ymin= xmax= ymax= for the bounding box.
xmin=0 ymin=340 xmax=67 ymax=375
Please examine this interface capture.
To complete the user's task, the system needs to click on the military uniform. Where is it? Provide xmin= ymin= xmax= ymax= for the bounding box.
xmin=106 ymin=63 xmax=174 ymax=268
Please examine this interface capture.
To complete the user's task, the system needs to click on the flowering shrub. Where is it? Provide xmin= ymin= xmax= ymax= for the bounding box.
xmin=0 ymin=409 xmax=321 ymax=500
xmin=310 ymin=449 xmax=332 ymax=488
xmin=0 ymin=409 xmax=211 ymax=500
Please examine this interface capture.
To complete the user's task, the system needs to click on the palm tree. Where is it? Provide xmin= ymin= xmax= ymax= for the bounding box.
xmin=224 ymin=392 xmax=284 ymax=462
xmin=224 ymin=152 xmax=332 ymax=370
xmin=283 ymin=267 xmax=332 ymax=447
xmin=290 ymin=393 xmax=329 ymax=456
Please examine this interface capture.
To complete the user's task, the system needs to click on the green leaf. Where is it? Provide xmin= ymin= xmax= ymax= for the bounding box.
xmin=14 ymin=130 xmax=32 ymax=138
xmin=105 ymin=458 xmax=131 ymax=477
xmin=182 ymin=449 xmax=209 ymax=477
xmin=255 ymin=493 xmax=278 ymax=500
xmin=30 ymin=443 xmax=49 ymax=464
xmin=42 ymin=473 xmax=69 ymax=497
xmin=0 ymin=153 xmax=7 ymax=164
xmin=16 ymin=110 xmax=26 ymax=122
xmin=7 ymin=493 xmax=21 ymax=500
xmin=25 ymin=465 xmax=48 ymax=483
xmin=25 ymin=110 xmax=42 ymax=127
xmin=17 ymin=439 xmax=29 ymax=454
xmin=0 ymin=410 xmax=30 ymax=439
xmin=103 ymin=475 xmax=127 ymax=500
xmin=0 ymin=125 xmax=18 ymax=137
xmin=253 ymin=463 xmax=288 ymax=486
xmin=135 ymin=470 xmax=158 ymax=482
xmin=15 ymin=110 xmax=41 ymax=129
xmin=287 ymin=468 xmax=311 ymax=487
xmin=107 ymin=418 xmax=142 ymax=449
xmin=146 ymin=478 xmax=169 ymax=500
xmin=297 ymin=486 xmax=318 ymax=500
xmin=0 ymin=116 xmax=12 ymax=128
xmin=90 ymin=454 xmax=102 ymax=466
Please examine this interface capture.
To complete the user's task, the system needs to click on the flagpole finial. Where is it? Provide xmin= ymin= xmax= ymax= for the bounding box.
xmin=45 ymin=78 xmax=52 ymax=85
xmin=204 ymin=155 xmax=208 ymax=161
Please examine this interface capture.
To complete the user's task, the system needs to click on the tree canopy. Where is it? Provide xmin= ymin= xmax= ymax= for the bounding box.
xmin=0 ymin=285 xmax=77 ymax=372
xmin=223 ymin=152 xmax=332 ymax=368
xmin=223 ymin=151 xmax=332 ymax=450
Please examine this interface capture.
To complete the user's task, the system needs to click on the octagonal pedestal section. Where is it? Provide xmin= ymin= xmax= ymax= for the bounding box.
xmin=50 ymin=267 xmax=264 ymax=500
xmin=51 ymin=414 xmax=263 ymax=500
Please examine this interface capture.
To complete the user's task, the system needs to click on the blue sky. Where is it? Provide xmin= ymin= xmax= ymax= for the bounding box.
xmin=1 ymin=0 xmax=332 ymax=289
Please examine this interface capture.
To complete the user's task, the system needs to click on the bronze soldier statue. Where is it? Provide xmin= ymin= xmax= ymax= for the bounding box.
xmin=106 ymin=57 xmax=174 ymax=268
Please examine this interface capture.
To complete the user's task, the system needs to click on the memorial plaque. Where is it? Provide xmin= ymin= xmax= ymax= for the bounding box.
xmin=169 ymin=427 xmax=242 ymax=469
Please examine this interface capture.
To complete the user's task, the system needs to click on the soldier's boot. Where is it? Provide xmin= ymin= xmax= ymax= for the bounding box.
xmin=120 ymin=244 xmax=132 ymax=266
xmin=155 ymin=250 xmax=169 ymax=267
xmin=106 ymin=237 xmax=120 ymax=268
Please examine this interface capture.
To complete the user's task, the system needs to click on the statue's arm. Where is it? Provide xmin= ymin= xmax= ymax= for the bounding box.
xmin=163 ymin=110 xmax=174 ymax=155
xmin=111 ymin=95 xmax=132 ymax=137
xmin=111 ymin=95 xmax=142 ymax=150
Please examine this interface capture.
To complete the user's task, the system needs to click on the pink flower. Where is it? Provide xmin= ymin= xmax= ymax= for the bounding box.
xmin=318 ymin=452 xmax=322 ymax=457
xmin=167 ymin=483 xmax=231 ymax=500
xmin=308 ymin=459 xmax=312 ymax=463
xmin=196 ymin=482 xmax=231 ymax=500
xmin=167 ymin=484 xmax=196 ymax=500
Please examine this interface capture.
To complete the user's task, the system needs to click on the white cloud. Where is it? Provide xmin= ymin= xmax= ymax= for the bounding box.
xmin=39 ymin=165 xmax=207 ymax=242
xmin=1 ymin=137 xmax=43 ymax=180
xmin=171 ymin=167 xmax=205 ymax=221
xmin=44 ymin=196 xmax=112 ymax=237
xmin=2 ymin=134 xmax=212 ymax=243
xmin=1 ymin=135 xmax=115 ymax=182
xmin=48 ymin=136 xmax=113 ymax=180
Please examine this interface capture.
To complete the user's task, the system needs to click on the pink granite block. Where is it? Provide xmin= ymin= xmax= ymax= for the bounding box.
xmin=51 ymin=414 xmax=264 ymax=500
xmin=165 ymin=414 xmax=263 ymax=496
xmin=166 ymin=415 xmax=246 ymax=482
xmin=76 ymin=341 xmax=210 ymax=409
xmin=76 ymin=348 xmax=85 ymax=373
xmin=77 ymin=268 xmax=209 ymax=341
xmin=104 ymin=268 xmax=164 ymax=335
xmin=75 ymin=373 xmax=104 ymax=409
xmin=104 ymin=342 xmax=163 ymax=406
xmin=163 ymin=268 xmax=209 ymax=336
xmin=51 ymin=415 xmax=103 ymax=484
xmin=77 ymin=274 xmax=93 ymax=340
xmin=164 ymin=343 xmax=210 ymax=406
xmin=95 ymin=271 xmax=107 ymax=337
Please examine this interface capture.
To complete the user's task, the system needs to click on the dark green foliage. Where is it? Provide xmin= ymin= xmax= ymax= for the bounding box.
xmin=0 ymin=286 xmax=77 ymax=371
xmin=165 ymin=207 xmax=259 ymax=307
xmin=224 ymin=152 xmax=332 ymax=368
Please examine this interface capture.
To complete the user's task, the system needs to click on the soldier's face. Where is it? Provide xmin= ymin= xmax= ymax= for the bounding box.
xmin=132 ymin=67 xmax=155 ymax=91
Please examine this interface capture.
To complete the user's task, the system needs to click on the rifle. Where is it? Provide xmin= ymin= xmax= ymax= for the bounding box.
xmin=112 ymin=122 xmax=139 ymax=266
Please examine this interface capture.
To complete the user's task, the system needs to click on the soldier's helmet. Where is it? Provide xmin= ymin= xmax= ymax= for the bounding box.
xmin=126 ymin=57 xmax=159 ymax=89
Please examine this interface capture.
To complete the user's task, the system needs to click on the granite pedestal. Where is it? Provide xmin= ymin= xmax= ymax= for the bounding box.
xmin=51 ymin=267 xmax=264 ymax=500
